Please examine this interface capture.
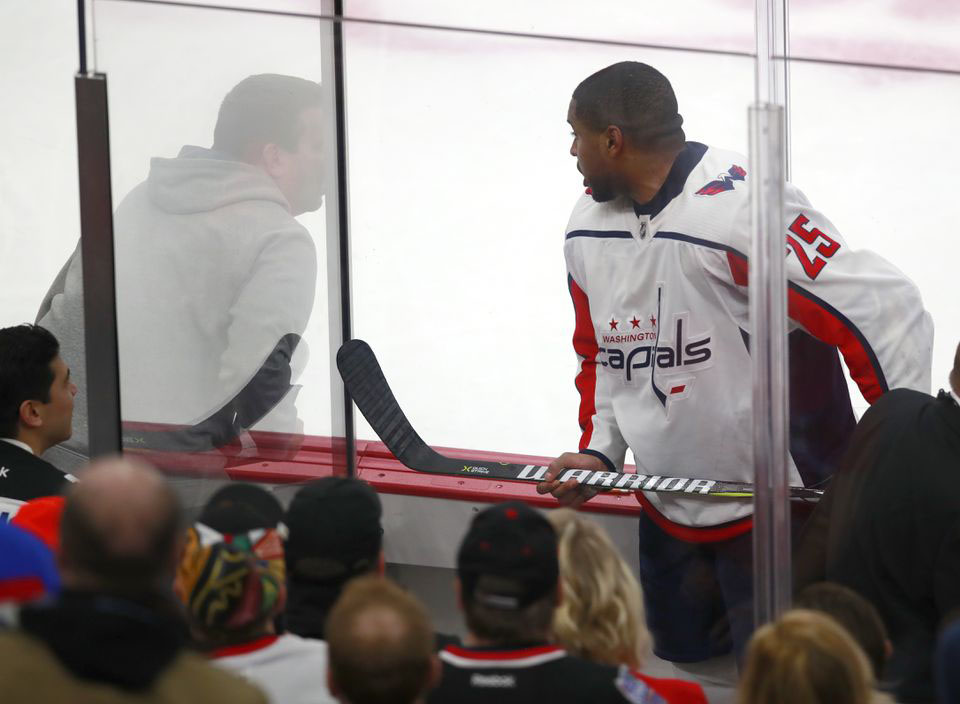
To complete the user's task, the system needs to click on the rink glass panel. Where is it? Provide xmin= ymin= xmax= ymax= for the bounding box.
xmin=89 ymin=0 xmax=336 ymax=513
xmin=788 ymin=60 xmax=960 ymax=411
xmin=346 ymin=21 xmax=756 ymax=459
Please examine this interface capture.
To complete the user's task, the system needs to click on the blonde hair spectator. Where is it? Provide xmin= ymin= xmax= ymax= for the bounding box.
xmin=548 ymin=508 xmax=651 ymax=668
xmin=738 ymin=609 xmax=876 ymax=704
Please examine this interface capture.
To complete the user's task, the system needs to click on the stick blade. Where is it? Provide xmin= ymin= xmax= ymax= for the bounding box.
xmin=336 ymin=339 xmax=430 ymax=463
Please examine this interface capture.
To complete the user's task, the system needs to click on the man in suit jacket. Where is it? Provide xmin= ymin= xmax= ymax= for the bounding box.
xmin=0 ymin=324 xmax=77 ymax=521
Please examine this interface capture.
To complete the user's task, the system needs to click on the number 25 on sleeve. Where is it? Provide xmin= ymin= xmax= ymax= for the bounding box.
xmin=785 ymin=213 xmax=841 ymax=280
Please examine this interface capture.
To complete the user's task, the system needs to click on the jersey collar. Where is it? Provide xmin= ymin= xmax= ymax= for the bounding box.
xmin=633 ymin=141 xmax=708 ymax=219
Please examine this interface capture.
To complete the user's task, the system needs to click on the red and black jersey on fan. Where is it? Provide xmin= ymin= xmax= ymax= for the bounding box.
xmin=426 ymin=643 xmax=706 ymax=704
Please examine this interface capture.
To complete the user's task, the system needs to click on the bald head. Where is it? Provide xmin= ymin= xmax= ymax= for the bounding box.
xmin=61 ymin=457 xmax=181 ymax=593
xmin=326 ymin=576 xmax=437 ymax=704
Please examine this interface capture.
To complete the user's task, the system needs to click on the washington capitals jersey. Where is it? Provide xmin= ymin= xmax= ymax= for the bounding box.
xmin=564 ymin=141 xmax=933 ymax=535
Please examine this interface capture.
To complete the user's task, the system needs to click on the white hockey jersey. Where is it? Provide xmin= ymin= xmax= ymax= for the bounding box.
xmin=564 ymin=142 xmax=933 ymax=537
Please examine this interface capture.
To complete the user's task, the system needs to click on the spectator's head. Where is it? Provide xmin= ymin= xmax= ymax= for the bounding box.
xmin=59 ymin=457 xmax=182 ymax=596
xmin=283 ymin=477 xmax=384 ymax=638
xmin=548 ymin=508 xmax=651 ymax=668
xmin=12 ymin=495 xmax=66 ymax=554
xmin=950 ymin=339 xmax=960 ymax=396
xmin=199 ymin=481 xmax=283 ymax=532
xmin=738 ymin=609 xmax=874 ymax=704
xmin=456 ymin=501 xmax=559 ymax=645
xmin=569 ymin=61 xmax=685 ymax=203
xmin=0 ymin=324 xmax=76 ymax=454
xmin=326 ymin=576 xmax=439 ymax=704
xmin=174 ymin=500 xmax=287 ymax=648
xmin=795 ymin=582 xmax=891 ymax=680
xmin=212 ymin=74 xmax=325 ymax=215
xmin=0 ymin=521 xmax=60 ymax=622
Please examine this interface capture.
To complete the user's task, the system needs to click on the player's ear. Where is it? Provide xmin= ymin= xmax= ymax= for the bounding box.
xmin=260 ymin=142 xmax=286 ymax=178
xmin=18 ymin=398 xmax=43 ymax=429
xmin=605 ymin=125 xmax=624 ymax=155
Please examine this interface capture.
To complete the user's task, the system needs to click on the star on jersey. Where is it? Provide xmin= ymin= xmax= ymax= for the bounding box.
xmin=630 ymin=316 xmax=642 ymax=329
xmin=609 ymin=318 xmax=619 ymax=331
xmin=650 ymin=315 xmax=657 ymax=327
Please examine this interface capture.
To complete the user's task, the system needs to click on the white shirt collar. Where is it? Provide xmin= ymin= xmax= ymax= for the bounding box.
xmin=950 ymin=387 xmax=960 ymax=407
xmin=0 ymin=438 xmax=34 ymax=455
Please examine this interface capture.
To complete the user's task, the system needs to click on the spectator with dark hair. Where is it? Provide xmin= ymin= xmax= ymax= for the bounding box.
xmin=0 ymin=324 xmax=76 ymax=521
xmin=283 ymin=477 xmax=386 ymax=640
xmin=795 ymin=339 xmax=960 ymax=702
xmin=428 ymin=500 xmax=688 ymax=703
xmin=0 ymin=457 xmax=266 ymax=703
xmin=38 ymin=73 xmax=324 ymax=469
xmin=795 ymin=582 xmax=891 ymax=684
xmin=175 ymin=487 xmax=334 ymax=704
xmin=738 ymin=609 xmax=888 ymax=704
xmin=326 ymin=575 xmax=440 ymax=704
xmin=548 ymin=509 xmax=706 ymax=703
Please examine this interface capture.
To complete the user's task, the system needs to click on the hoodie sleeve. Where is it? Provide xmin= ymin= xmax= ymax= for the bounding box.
xmin=219 ymin=219 xmax=318 ymax=433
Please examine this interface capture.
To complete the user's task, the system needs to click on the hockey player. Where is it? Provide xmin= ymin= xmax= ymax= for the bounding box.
xmin=537 ymin=61 xmax=933 ymax=679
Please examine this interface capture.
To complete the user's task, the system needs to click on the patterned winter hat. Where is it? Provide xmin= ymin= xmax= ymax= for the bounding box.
xmin=174 ymin=520 xmax=287 ymax=633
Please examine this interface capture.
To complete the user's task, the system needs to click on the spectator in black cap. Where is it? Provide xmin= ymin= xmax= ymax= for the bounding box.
xmin=283 ymin=478 xmax=385 ymax=640
xmin=427 ymin=501 xmax=690 ymax=704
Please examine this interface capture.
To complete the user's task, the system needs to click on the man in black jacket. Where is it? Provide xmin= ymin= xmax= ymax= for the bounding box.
xmin=428 ymin=501 xmax=690 ymax=704
xmin=795 ymin=340 xmax=960 ymax=703
xmin=0 ymin=324 xmax=77 ymax=521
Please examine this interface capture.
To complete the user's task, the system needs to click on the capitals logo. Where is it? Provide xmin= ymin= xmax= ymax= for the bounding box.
xmin=598 ymin=289 xmax=714 ymax=411
xmin=695 ymin=165 xmax=746 ymax=196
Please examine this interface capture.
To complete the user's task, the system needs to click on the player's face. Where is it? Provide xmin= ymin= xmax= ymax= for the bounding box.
xmin=37 ymin=356 xmax=76 ymax=445
xmin=567 ymin=99 xmax=617 ymax=203
xmin=279 ymin=107 xmax=325 ymax=216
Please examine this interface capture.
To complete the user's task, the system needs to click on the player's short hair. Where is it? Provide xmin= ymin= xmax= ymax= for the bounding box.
xmin=462 ymin=577 xmax=558 ymax=644
xmin=738 ymin=609 xmax=874 ymax=704
xmin=212 ymin=74 xmax=323 ymax=160
xmin=572 ymin=61 xmax=685 ymax=151
xmin=0 ymin=324 xmax=60 ymax=438
xmin=549 ymin=509 xmax=652 ymax=668
xmin=795 ymin=582 xmax=889 ymax=679
xmin=326 ymin=576 xmax=435 ymax=704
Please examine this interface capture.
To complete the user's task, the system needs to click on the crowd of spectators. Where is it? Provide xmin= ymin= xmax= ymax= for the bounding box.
xmin=1 ymin=324 xmax=959 ymax=703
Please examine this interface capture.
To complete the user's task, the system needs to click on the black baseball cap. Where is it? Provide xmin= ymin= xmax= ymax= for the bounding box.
xmin=457 ymin=501 xmax=559 ymax=610
xmin=284 ymin=477 xmax=383 ymax=583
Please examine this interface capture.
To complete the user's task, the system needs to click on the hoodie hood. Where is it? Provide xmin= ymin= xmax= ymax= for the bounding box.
xmin=20 ymin=590 xmax=186 ymax=690
xmin=147 ymin=145 xmax=291 ymax=215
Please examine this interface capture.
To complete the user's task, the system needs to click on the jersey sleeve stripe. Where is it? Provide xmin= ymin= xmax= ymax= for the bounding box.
xmin=566 ymin=230 xmax=633 ymax=240
xmin=568 ymin=275 xmax=598 ymax=449
xmin=787 ymin=282 xmax=887 ymax=403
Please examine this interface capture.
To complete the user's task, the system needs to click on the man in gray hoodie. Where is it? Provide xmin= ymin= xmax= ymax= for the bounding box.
xmin=37 ymin=74 xmax=323 ymax=471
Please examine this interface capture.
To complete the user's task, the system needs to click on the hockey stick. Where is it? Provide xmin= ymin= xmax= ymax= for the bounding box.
xmin=336 ymin=339 xmax=823 ymax=500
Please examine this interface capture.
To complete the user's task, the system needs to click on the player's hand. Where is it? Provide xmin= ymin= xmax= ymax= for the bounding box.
xmin=536 ymin=452 xmax=606 ymax=509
